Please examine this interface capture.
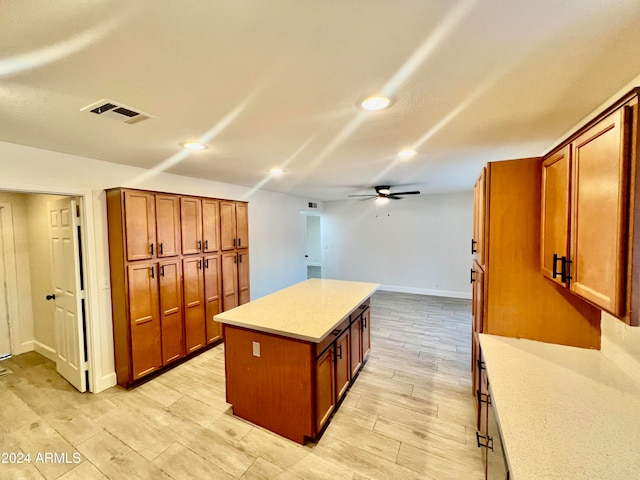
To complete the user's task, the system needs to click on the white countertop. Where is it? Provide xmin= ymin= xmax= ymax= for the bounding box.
xmin=479 ymin=334 xmax=640 ymax=480
xmin=214 ymin=279 xmax=379 ymax=342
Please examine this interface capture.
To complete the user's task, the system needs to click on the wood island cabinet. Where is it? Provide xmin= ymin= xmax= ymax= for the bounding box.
xmin=106 ymin=188 xmax=250 ymax=387
xmin=540 ymin=89 xmax=640 ymax=325
xmin=315 ymin=345 xmax=335 ymax=434
xmin=221 ymin=283 xmax=375 ymax=445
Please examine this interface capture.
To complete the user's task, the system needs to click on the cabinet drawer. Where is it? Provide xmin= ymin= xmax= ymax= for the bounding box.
xmin=350 ymin=300 xmax=370 ymax=323
xmin=315 ymin=317 xmax=349 ymax=358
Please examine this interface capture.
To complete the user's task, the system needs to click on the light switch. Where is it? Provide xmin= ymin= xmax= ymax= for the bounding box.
xmin=252 ymin=341 xmax=260 ymax=357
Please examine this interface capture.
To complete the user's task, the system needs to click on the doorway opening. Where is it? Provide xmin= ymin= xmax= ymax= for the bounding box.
xmin=305 ymin=214 xmax=322 ymax=279
xmin=0 ymin=192 xmax=90 ymax=392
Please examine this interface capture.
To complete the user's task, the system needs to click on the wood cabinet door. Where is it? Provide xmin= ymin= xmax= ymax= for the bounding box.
xmin=335 ymin=330 xmax=351 ymax=401
xmin=238 ymin=250 xmax=250 ymax=305
xmin=236 ymin=202 xmax=249 ymax=249
xmin=473 ymin=168 xmax=487 ymax=267
xmin=221 ymin=252 xmax=239 ymax=311
xmin=220 ymin=201 xmax=237 ymax=251
xmin=202 ymin=199 xmax=221 ymax=253
xmin=204 ymin=254 xmax=223 ymax=344
xmin=156 ymin=194 xmax=181 ymax=257
xmin=349 ymin=318 xmax=362 ymax=377
xmin=180 ymin=197 xmax=203 ymax=255
xmin=570 ymin=107 xmax=629 ymax=316
xmin=315 ymin=346 xmax=335 ymax=434
xmin=124 ymin=190 xmax=156 ymax=261
xmin=159 ymin=259 xmax=184 ymax=365
xmin=540 ymin=147 xmax=571 ymax=285
xmin=471 ymin=262 xmax=485 ymax=334
xmin=127 ymin=263 xmax=161 ymax=380
xmin=183 ymin=257 xmax=206 ymax=353
xmin=361 ymin=307 xmax=371 ymax=360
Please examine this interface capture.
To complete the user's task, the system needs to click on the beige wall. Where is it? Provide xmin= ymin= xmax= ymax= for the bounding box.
xmin=0 ymin=192 xmax=34 ymax=354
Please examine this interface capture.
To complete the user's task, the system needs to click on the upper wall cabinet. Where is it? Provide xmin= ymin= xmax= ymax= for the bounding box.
xmin=541 ymin=90 xmax=639 ymax=325
xmin=156 ymin=195 xmax=181 ymax=257
xmin=181 ymin=197 xmax=204 ymax=255
xmin=124 ymin=190 xmax=156 ymax=261
xmin=541 ymin=146 xmax=571 ymax=285
xmin=202 ymin=199 xmax=221 ymax=253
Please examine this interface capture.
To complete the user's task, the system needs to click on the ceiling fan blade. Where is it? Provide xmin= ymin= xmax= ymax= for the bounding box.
xmin=388 ymin=195 xmax=402 ymax=200
xmin=392 ymin=191 xmax=421 ymax=195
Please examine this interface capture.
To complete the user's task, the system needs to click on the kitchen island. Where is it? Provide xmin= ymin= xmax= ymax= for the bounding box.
xmin=214 ymin=278 xmax=379 ymax=444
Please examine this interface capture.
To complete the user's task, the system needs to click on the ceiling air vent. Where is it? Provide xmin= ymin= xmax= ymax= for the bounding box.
xmin=80 ymin=99 xmax=154 ymax=125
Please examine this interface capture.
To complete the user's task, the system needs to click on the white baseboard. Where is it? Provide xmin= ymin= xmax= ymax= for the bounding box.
xmin=34 ymin=341 xmax=57 ymax=362
xmin=13 ymin=340 xmax=34 ymax=356
xmin=378 ymin=284 xmax=471 ymax=300
xmin=94 ymin=372 xmax=117 ymax=393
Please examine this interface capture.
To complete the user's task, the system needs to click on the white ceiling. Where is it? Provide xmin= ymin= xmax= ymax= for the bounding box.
xmin=2 ymin=0 xmax=640 ymax=201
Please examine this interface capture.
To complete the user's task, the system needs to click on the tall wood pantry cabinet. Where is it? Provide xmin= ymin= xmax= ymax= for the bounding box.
xmin=106 ymin=188 xmax=250 ymax=387
xmin=541 ymin=89 xmax=640 ymax=325
xmin=470 ymin=158 xmax=601 ymax=406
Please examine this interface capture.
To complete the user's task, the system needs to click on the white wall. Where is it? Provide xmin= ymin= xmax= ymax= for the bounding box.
xmin=0 ymin=193 xmax=35 ymax=354
xmin=322 ymin=192 xmax=473 ymax=298
xmin=0 ymin=140 xmax=312 ymax=392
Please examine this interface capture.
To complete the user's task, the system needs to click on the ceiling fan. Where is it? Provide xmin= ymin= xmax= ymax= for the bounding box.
xmin=348 ymin=185 xmax=421 ymax=201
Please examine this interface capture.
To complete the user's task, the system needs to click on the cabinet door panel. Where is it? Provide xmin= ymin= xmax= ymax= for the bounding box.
xmin=236 ymin=202 xmax=249 ymax=249
xmin=124 ymin=191 xmax=155 ymax=261
xmin=183 ymin=257 xmax=206 ymax=352
xmin=350 ymin=319 xmax=362 ymax=377
xmin=238 ymin=250 xmax=250 ymax=305
xmin=202 ymin=199 xmax=221 ymax=253
xmin=159 ymin=260 xmax=184 ymax=365
xmin=222 ymin=252 xmax=239 ymax=311
xmin=361 ymin=307 xmax=371 ymax=360
xmin=315 ymin=346 xmax=335 ymax=434
xmin=127 ymin=263 xmax=161 ymax=379
xmin=335 ymin=330 xmax=350 ymax=401
xmin=220 ymin=201 xmax=237 ymax=251
xmin=204 ymin=254 xmax=223 ymax=343
xmin=541 ymin=147 xmax=571 ymax=284
xmin=180 ymin=197 xmax=203 ymax=255
xmin=473 ymin=168 xmax=487 ymax=267
xmin=571 ymin=107 xmax=629 ymax=315
xmin=156 ymin=195 xmax=181 ymax=257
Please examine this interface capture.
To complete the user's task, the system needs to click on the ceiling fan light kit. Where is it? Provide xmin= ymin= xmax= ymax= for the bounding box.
xmin=348 ymin=185 xmax=421 ymax=201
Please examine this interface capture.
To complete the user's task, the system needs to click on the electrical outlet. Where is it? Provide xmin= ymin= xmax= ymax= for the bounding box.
xmin=252 ymin=341 xmax=260 ymax=357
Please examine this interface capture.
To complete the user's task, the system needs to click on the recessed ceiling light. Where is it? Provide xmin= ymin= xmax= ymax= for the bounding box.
xmin=270 ymin=167 xmax=284 ymax=176
xmin=398 ymin=149 xmax=417 ymax=158
xmin=361 ymin=96 xmax=391 ymax=111
xmin=182 ymin=142 xmax=207 ymax=151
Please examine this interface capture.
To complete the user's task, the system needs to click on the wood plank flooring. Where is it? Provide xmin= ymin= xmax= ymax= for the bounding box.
xmin=0 ymin=291 xmax=483 ymax=479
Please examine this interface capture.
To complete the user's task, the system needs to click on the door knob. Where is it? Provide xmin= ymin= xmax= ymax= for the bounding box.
xmin=46 ymin=294 xmax=56 ymax=301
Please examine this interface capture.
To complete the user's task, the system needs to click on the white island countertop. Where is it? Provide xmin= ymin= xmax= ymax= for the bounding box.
xmin=479 ymin=333 xmax=640 ymax=480
xmin=214 ymin=279 xmax=379 ymax=343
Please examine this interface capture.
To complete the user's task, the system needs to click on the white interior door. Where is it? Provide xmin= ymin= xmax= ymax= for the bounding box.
xmin=48 ymin=197 xmax=86 ymax=392
xmin=0 ymin=209 xmax=11 ymax=360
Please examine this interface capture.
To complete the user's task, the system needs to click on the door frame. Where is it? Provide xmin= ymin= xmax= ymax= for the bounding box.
xmin=0 ymin=182 xmax=101 ymax=393
xmin=0 ymin=203 xmax=19 ymax=356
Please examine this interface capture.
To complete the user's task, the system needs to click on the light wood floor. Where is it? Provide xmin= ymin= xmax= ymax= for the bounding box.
xmin=0 ymin=291 xmax=484 ymax=479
